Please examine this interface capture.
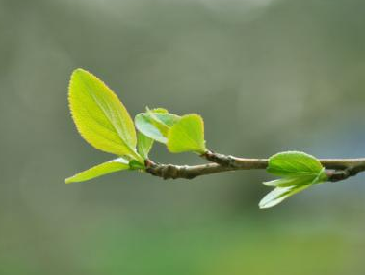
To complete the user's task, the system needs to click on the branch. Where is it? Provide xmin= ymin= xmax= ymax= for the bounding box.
xmin=145 ymin=150 xmax=365 ymax=182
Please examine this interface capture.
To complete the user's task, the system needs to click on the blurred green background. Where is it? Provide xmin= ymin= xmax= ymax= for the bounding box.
xmin=2 ymin=0 xmax=365 ymax=274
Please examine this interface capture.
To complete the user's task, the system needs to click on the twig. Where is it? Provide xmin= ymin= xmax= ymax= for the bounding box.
xmin=144 ymin=150 xmax=365 ymax=182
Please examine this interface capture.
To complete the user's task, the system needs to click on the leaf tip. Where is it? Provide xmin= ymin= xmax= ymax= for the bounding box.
xmin=64 ymin=177 xmax=73 ymax=184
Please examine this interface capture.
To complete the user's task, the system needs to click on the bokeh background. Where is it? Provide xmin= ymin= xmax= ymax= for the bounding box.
xmin=1 ymin=0 xmax=365 ymax=274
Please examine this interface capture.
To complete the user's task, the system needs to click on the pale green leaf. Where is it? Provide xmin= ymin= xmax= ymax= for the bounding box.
xmin=259 ymin=161 xmax=327 ymax=208
xmin=135 ymin=114 xmax=167 ymax=143
xmin=145 ymin=108 xmax=181 ymax=137
xmin=68 ymin=68 xmax=140 ymax=160
xmin=148 ymin=107 xmax=168 ymax=114
xmin=259 ymin=185 xmax=310 ymax=209
xmin=137 ymin=131 xmax=153 ymax=160
xmin=264 ymin=174 xmax=319 ymax=187
xmin=65 ymin=158 xmax=129 ymax=184
xmin=151 ymin=113 xmax=181 ymax=127
xmin=267 ymin=151 xmax=324 ymax=176
xmin=135 ymin=108 xmax=181 ymax=144
xmin=167 ymin=114 xmax=206 ymax=153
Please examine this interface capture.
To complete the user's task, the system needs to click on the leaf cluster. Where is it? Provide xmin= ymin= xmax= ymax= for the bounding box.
xmin=66 ymin=69 xmax=329 ymax=209
xmin=66 ymin=69 xmax=205 ymax=184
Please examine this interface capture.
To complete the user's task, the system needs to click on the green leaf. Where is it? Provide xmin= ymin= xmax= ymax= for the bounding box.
xmin=68 ymin=68 xmax=140 ymax=160
xmin=128 ymin=160 xmax=145 ymax=170
xmin=135 ymin=108 xmax=181 ymax=144
xmin=152 ymin=113 xmax=181 ymax=127
xmin=145 ymin=107 xmax=181 ymax=137
xmin=147 ymin=107 xmax=169 ymax=114
xmin=146 ymin=110 xmax=181 ymax=136
xmin=259 ymin=185 xmax=310 ymax=209
xmin=65 ymin=158 xmax=129 ymax=184
xmin=167 ymin=114 xmax=206 ymax=153
xmin=137 ymin=131 xmax=154 ymax=160
xmin=135 ymin=113 xmax=167 ymax=143
xmin=267 ymin=151 xmax=324 ymax=177
xmin=261 ymin=151 xmax=328 ymax=209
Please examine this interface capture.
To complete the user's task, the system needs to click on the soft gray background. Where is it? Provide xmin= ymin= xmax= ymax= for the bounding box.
xmin=1 ymin=0 xmax=365 ymax=274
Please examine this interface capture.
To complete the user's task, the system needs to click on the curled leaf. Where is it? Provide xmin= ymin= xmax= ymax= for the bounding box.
xmin=260 ymin=151 xmax=328 ymax=209
xmin=259 ymin=185 xmax=310 ymax=209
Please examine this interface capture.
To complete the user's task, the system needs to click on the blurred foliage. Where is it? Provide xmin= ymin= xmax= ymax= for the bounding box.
xmin=1 ymin=0 xmax=365 ymax=274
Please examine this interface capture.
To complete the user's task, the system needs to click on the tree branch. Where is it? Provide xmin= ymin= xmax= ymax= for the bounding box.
xmin=144 ymin=150 xmax=365 ymax=182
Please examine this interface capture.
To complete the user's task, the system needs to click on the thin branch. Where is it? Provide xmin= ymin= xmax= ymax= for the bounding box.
xmin=145 ymin=161 xmax=235 ymax=180
xmin=145 ymin=150 xmax=365 ymax=182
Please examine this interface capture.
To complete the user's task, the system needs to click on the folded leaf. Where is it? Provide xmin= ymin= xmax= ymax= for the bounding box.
xmin=135 ymin=108 xmax=181 ymax=144
xmin=137 ymin=131 xmax=154 ymax=160
xmin=146 ymin=110 xmax=181 ymax=136
xmin=267 ymin=151 xmax=324 ymax=176
xmin=259 ymin=185 xmax=310 ymax=209
xmin=167 ymin=114 xmax=206 ymax=153
xmin=68 ymin=68 xmax=139 ymax=160
xmin=65 ymin=158 xmax=129 ymax=184
xmin=264 ymin=174 xmax=320 ymax=187
xmin=135 ymin=113 xmax=168 ymax=143
xmin=261 ymin=151 xmax=328 ymax=208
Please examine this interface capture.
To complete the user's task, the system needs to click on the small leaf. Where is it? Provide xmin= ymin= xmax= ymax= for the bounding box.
xmin=145 ymin=108 xmax=181 ymax=137
xmin=68 ymin=68 xmax=140 ymax=160
xmin=128 ymin=160 xmax=145 ymax=170
xmin=267 ymin=151 xmax=324 ymax=176
xmin=135 ymin=108 xmax=181 ymax=144
xmin=148 ymin=107 xmax=169 ymax=114
xmin=167 ymin=114 xmax=206 ymax=153
xmin=264 ymin=174 xmax=320 ymax=187
xmin=65 ymin=158 xmax=129 ymax=184
xmin=137 ymin=131 xmax=154 ymax=160
xmin=147 ymin=111 xmax=181 ymax=135
xmin=261 ymin=151 xmax=328 ymax=209
xmin=152 ymin=113 xmax=181 ymax=127
xmin=259 ymin=185 xmax=309 ymax=209
xmin=135 ymin=113 xmax=168 ymax=143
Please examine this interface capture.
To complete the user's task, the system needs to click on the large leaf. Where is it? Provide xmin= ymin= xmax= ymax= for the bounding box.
xmin=267 ymin=151 xmax=324 ymax=177
xmin=68 ymin=68 xmax=140 ymax=159
xmin=167 ymin=114 xmax=206 ymax=153
xmin=65 ymin=158 xmax=129 ymax=184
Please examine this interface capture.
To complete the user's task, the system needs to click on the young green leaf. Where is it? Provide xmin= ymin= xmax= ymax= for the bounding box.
xmin=260 ymin=151 xmax=328 ymax=209
xmin=264 ymin=174 xmax=317 ymax=187
xmin=267 ymin=151 xmax=324 ymax=176
xmin=135 ymin=109 xmax=181 ymax=144
xmin=167 ymin=114 xmax=206 ymax=153
xmin=65 ymin=158 xmax=129 ymax=184
xmin=146 ymin=109 xmax=181 ymax=136
xmin=68 ymin=68 xmax=140 ymax=160
xmin=259 ymin=185 xmax=310 ymax=209
xmin=150 ymin=108 xmax=168 ymax=114
xmin=135 ymin=113 xmax=168 ymax=143
xmin=137 ymin=131 xmax=154 ymax=160
xmin=128 ymin=160 xmax=145 ymax=170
